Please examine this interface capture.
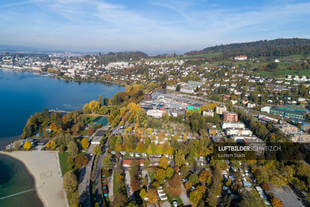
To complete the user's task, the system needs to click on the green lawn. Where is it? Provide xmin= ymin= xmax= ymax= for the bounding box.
xmin=187 ymin=52 xmax=223 ymax=59
xmin=257 ymin=69 xmax=310 ymax=77
xmin=59 ymin=152 xmax=70 ymax=176
xmin=113 ymin=168 xmax=126 ymax=195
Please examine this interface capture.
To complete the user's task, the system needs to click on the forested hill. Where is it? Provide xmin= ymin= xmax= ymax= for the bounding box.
xmin=98 ymin=51 xmax=148 ymax=64
xmin=185 ymin=38 xmax=310 ymax=58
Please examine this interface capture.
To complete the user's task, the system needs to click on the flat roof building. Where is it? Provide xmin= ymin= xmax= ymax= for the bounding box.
xmin=223 ymin=112 xmax=238 ymax=122
xmin=270 ymin=106 xmax=308 ymax=121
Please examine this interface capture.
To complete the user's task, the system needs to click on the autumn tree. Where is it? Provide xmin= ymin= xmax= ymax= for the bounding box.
xmin=46 ymin=140 xmax=56 ymax=150
xmin=261 ymin=182 xmax=270 ymax=191
xmin=185 ymin=181 xmax=192 ymax=191
xmin=189 ymin=174 xmax=199 ymax=185
xmin=13 ymin=141 xmax=20 ymax=150
xmin=69 ymin=191 xmax=80 ymax=207
xmin=68 ymin=141 xmax=79 ymax=157
xmin=91 ymin=100 xmax=101 ymax=112
xmin=75 ymin=154 xmax=88 ymax=169
xmin=147 ymin=189 xmax=158 ymax=204
xmin=166 ymin=174 xmax=182 ymax=196
xmin=155 ymin=168 xmax=166 ymax=184
xmin=81 ymin=138 xmax=89 ymax=150
xmin=166 ymin=167 xmax=174 ymax=179
xmin=206 ymin=168 xmax=223 ymax=207
xmin=130 ymin=160 xmax=140 ymax=192
xmin=49 ymin=122 xmax=60 ymax=134
xmin=159 ymin=156 xmax=169 ymax=169
xmin=136 ymin=142 xmax=145 ymax=153
xmin=189 ymin=185 xmax=206 ymax=207
xmin=270 ymin=173 xmax=287 ymax=186
xmin=237 ymin=190 xmax=265 ymax=207
xmin=254 ymin=167 xmax=269 ymax=185
xmin=199 ymin=170 xmax=212 ymax=185
xmin=23 ymin=141 xmax=32 ymax=151
xmin=175 ymin=150 xmax=186 ymax=167
xmin=271 ymin=197 xmax=283 ymax=207
xmin=63 ymin=171 xmax=78 ymax=195
xmin=201 ymin=103 xmax=217 ymax=111
xmin=225 ymin=178 xmax=232 ymax=187
xmin=139 ymin=188 xmax=147 ymax=200
xmin=93 ymin=145 xmax=102 ymax=156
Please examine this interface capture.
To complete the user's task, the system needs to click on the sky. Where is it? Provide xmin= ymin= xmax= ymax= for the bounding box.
xmin=1 ymin=0 xmax=310 ymax=54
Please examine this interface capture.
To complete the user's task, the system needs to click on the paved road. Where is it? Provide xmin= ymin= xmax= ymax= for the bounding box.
xmin=108 ymin=170 xmax=114 ymax=201
xmin=180 ymin=184 xmax=191 ymax=206
xmin=93 ymin=153 xmax=105 ymax=206
xmin=79 ymin=125 xmax=109 ymax=207
xmin=93 ymin=127 xmax=110 ymax=207
xmin=142 ymin=169 xmax=151 ymax=187
xmin=271 ymin=185 xmax=304 ymax=207
xmin=160 ymin=201 xmax=171 ymax=207
xmin=79 ymin=155 xmax=94 ymax=207
xmin=125 ymin=170 xmax=133 ymax=197
xmin=88 ymin=125 xmax=110 ymax=154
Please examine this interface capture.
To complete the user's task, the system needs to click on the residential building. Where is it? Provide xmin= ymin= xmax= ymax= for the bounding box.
xmin=222 ymin=122 xmax=245 ymax=129
xmin=226 ymin=129 xmax=253 ymax=136
xmin=203 ymin=110 xmax=214 ymax=117
xmin=147 ymin=110 xmax=165 ymax=118
xmin=216 ymin=105 xmax=227 ymax=115
xmin=122 ymin=159 xmax=145 ymax=168
xmin=234 ymin=56 xmax=247 ymax=61
xmin=223 ymin=112 xmax=238 ymax=122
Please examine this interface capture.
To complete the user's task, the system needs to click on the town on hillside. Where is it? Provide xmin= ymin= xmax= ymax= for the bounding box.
xmin=3 ymin=39 xmax=310 ymax=207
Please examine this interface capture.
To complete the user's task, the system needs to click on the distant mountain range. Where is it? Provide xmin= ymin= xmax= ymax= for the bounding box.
xmin=0 ymin=45 xmax=100 ymax=55
xmin=0 ymin=45 xmax=44 ymax=53
xmin=2 ymin=38 xmax=310 ymax=59
xmin=185 ymin=38 xmax=310 ymax=58
xmin=97 ymin=38 xmax=310 ymax=63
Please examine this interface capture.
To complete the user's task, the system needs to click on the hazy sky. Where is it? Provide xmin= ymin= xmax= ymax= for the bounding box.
xmin=1 ymin=0 xmax=310 ymax=54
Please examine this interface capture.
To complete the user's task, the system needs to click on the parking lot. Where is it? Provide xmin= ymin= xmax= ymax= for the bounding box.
xmin=271 ymin=185 xmax=304 ymax=207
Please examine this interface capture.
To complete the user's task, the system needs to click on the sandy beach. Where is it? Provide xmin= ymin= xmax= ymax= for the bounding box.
xmin=0 ymin=151 xmax=68 ymax=207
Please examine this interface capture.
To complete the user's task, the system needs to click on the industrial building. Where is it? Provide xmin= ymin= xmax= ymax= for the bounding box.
xmin=270 ymin=106 xmax=308 ymax=121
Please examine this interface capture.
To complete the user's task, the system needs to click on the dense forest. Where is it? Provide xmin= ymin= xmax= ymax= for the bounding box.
xmin=186 ymin=38 xmax=310 ymax=58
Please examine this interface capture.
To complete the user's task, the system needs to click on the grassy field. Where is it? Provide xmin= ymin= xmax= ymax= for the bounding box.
xmin=185 ymin=52 xmax=223 ymax=59
xmin=113 ymin=170 xmax=122 ymax=195
xmin=257 ymin=69 xmax=310 ymax=77
xmin=279 ymin=54 xmax=308 ymax=61
xmin=59 ymin=152 xmax=70 ymax=176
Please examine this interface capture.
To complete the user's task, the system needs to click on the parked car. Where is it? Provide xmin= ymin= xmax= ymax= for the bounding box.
xmin=172 ymin=200 xmax=178 ymax=207
xmin=159 ymin=195 xmax=168 ymax=201
xmin=103 ymin=188 xmax=108 ymax=197
xmin=182 ymin=178 xmax=188 ymax=183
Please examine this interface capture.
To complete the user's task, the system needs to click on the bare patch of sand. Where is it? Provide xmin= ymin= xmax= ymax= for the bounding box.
xmin=1 ymin=151 xmax=67 ymax=207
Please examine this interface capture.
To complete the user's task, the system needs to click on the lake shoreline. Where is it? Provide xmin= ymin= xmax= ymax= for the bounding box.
xmin=0 ymin=153 xmax=44 ymax=207
xmin=0 ymin=69 xmax=124 ymax=139
xmin=0 ymin=151 xmax=68 ymax=207
xmin=0 ymin=67 xmax=126 ymax=87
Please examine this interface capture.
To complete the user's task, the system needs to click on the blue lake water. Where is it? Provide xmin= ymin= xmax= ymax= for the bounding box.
xmin=0 ymin=153 xmax=44 ymax=207
xmin=0 ymin=69 xmax=124 ymax=140
xmin=0 ymin=69 xmax=124 ymax=206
